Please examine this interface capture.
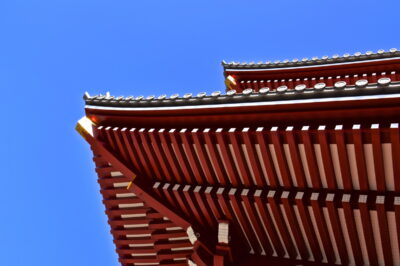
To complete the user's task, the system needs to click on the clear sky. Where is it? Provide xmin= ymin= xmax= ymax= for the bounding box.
xmin=1 ymin=0 xmax=399 ymax=265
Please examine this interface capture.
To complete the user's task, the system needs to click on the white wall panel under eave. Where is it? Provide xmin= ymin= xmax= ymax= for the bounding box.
xmin=279 ymin=204 xmax=301 ymax=260
xmin=241 ymin=201 xmax=266 ymax=255
xmin=364 ymin=144 xmax=377 ymax=190
xmin=241 ymin=144 xmax=258 ymax=186
xmin=116 ymin=193 xmax=136 ymax=198
xmin=387 ymin=212 xmax=400 ymax=265
xmin=308 ymin=206 xmax=327 ymax=263
xmin=314 ymin=144 xmax=328 ymax=189
xmin=113 ymin=182 xmax=130 ymax=188
xmin=382 ymin=143 xmax=395 ymax=191
xmin=121 ymin=213 xmax=146 ymax=219
xmin=322 ymin=207 xmax=341 ymax=265
xmin=267 ymin=202 xmax=289 ymax=258
xmin=346 ymin=144 xmax=360 ymax=190
xmin=254 ymin=203 xmax=277 ymax=256
xmin=337 ymin=208 xmax=355 ymax=265
xmin=283 ymin=144 xmax=298 ymax=187
xmin=353 ymin=209 xmax=369 ymax=265
xmin=293 ymin=205 xmax=314 ymax=261
xmin=203 ymin=144 xmax=222 ymax=184
xmin=255 ymin=144 xmax=271 ymax=186
xmin=110 ymin=171 xmax=123 ymax=177
xmin=229 ymin=198 xmax=254 ymax=254
xmin=370 ymin=210 xmax=385 ymax=265
xmin=216 ymin=144 xmax=233 ymax=184
xmin=118 ymin=203 xmax=144 ymax=208
xmin=298 ymin=144 xmax=313 ymax=188
xmin=330 ymin=144 xmax=343 ymax=189
xmin=269 ymin=144 xmax=284 ymax=187
xmin=228 ymin=144 xmax=245 ymax=185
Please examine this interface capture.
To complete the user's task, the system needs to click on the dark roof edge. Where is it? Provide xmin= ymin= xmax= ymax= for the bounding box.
xmin=84 ymin=80 xmax=400 ymax=109
xmin=222 ymin=49 xmax=399 ymax=70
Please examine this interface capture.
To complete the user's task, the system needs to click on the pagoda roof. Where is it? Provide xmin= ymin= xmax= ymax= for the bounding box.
xmin=79 ymin=49 xmax=400 ymax=265
xmin=222 ymin=48 xmax=399 ymax=70
xmin=85 ymin=79 xmax=399 ymax=110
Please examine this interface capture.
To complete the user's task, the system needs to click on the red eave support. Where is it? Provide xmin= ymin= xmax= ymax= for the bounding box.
xmin=78 ymin=118 xmax=191 ymax=229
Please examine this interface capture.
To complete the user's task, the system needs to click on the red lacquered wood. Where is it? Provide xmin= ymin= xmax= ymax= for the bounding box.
xmin=191 ymin=129 xmax=218 ymax=185
xmin=255 ymin=127 xmax=279 ymax=188
xmin=270 ymin=127 xmax=293 ymax=188
xmin=317 ymin=126 xmax=337 ymax=190
xmin=285 ymin=126 xmax=307 ymax=188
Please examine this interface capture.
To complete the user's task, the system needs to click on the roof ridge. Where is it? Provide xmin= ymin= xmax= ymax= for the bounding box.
xmin=84 ymin=78 xmax=399 ymax=107
xmin=222 ymin=48 xmax=399 ymax=69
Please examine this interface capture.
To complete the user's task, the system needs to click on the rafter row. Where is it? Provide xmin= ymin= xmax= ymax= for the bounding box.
xmin=154 ymin=181 xmax=400 ymax=265
xmin=96 ymin=124 xmax=400 ymax=192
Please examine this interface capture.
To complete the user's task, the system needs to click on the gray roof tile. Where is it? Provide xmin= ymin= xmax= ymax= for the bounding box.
xmin=223 ymin=49 xmax=399 ymax=70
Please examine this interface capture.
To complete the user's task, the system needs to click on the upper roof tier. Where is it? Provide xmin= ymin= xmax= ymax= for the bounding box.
xmin=222 ymin=48 xmax=399 ymax=70
xmin=223 ymin=48 xmax=400 ymax=92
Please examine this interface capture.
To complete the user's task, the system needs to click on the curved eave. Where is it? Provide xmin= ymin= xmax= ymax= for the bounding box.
xmin=222 ymin=51 xmax=400 ymax=71
xmin=224 ymin=58 xmax=400 ymax=80
xmin=85 ymin=85 xmax=400 ymax=128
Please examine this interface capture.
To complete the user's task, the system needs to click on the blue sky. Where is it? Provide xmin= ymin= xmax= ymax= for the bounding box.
xmin=1 ymin=0 xmax=399 ymax=265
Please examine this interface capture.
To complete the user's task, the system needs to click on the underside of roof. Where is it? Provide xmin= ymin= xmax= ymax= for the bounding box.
xmin=78 ymin=51 xmax=400 ymax=265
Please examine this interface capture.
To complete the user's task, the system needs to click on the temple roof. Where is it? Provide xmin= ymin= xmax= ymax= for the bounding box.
xmin=80 ymin=49 xmax=400 ymax=265
xmin=222 ymin=48 xmax=399 ymax=70
xmin=84 ymin=79 xmax=399 ymax=109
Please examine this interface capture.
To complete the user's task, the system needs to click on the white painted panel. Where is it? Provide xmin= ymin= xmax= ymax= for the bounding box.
xmin=322 ymin=207 xmax=341 ymax=264
xmin=229 ymin=200 xmax=254 ymax=254
xmin=293 ymin=205 xmax=313 ymax=261
xmin=387 ymin=212 xmax=400 ymax=265
xmin=269 ymin=144 xmax=284 ymax=186
xmin=314 ymin=144 xmax=328 ymax=188
xmin=126 ymin=233 xmax=151 ymax=238
xmin=118 ymin=202 xmax=144 ymax=208
xmin=330 ymin=144 xmax=343 ymax=189
xmin=241 ymin=202 xmax=265 ymax=255
xmin=166 ymin=227 xmax=182 ymax=231
xmin=353 ymin=209 xmax=369 ymax=265
xmin=370 ymin=210 xmax=385 ymax=265
xmin=298 ymin=144 xmax=313 ymax=188
xmin=216 ymin=144 xmax=234 ymax=184
xmin=168 ymin=236 xmax=189 ymax=241
xmin=121 ymin=213 xmax=146 ymax=219
xmin=241 ymin=144 xmax=258 ymax=185
xmin=255 ymin=144 xmax=270 ymax=186
xmin=131 ymin=252 xmax=157 ymax=257
xmin=283 ymin=144 xmax=297 ymax=187
xmin=116 ymin=193 xmax=136 ymax=198
xmin=364 ymin=144 xmax=377 ymax=190
xmin=110 ymin=171 xmax=123 ymax=177
xmin=129 ymin=243 xmax=154 ymax=247
xmin=267 ymin=203 xmax=289 ymax=258
xmin=346 ymin=144 xmax=360 ymax=190
xmin=254 ymin=203 xmax=276 ymax=256
xmin=337 ymin=209 xmax=354 ymax=265
xmin=171 ymin=246 xmax=193 ymax=251
xmin=113 ymin=182 xmax=130 ymax=188
xmin=308 ymin=206 xmax=327 ymax=263
xmin=203 ymin=144 xmax=222 ymax=184
xmin=124 ymin=224 xmax=148 ymax=229
xmin=279 ymin=204 xmax=301 ymax=260
xmin=382 ymin=143 xmax=395 ymax=191
xmin=228 ymin=143 xmax=245 ymax=184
